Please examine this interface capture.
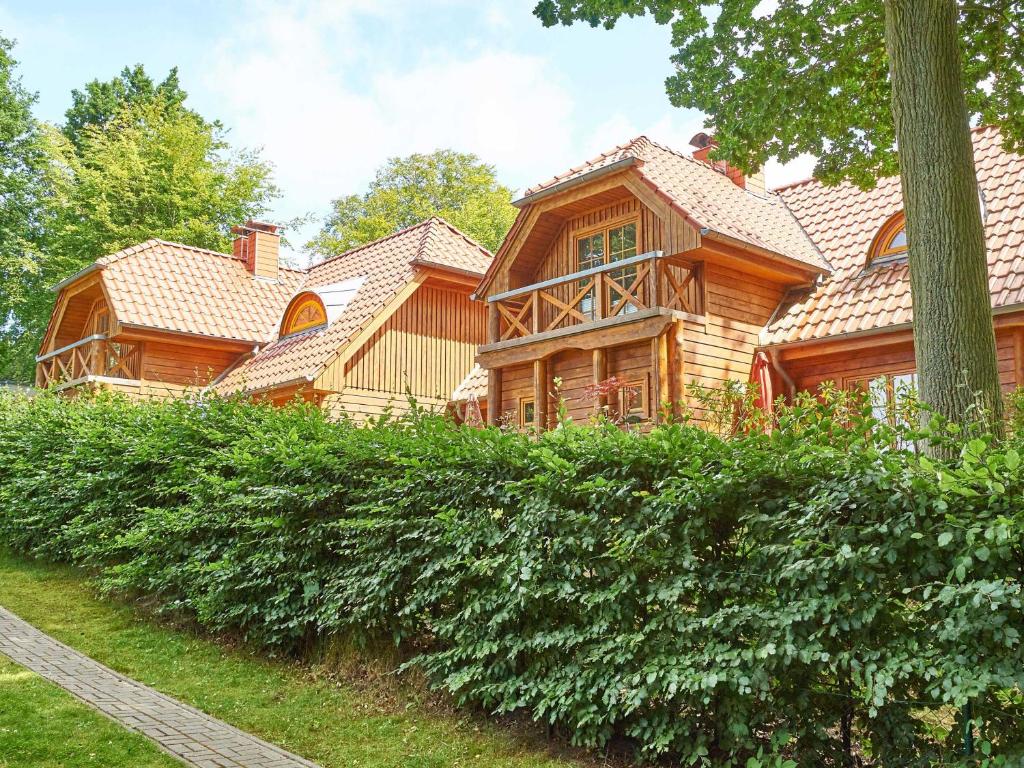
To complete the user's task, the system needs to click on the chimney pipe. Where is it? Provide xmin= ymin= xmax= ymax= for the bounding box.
xmin=688 ymin=130 xmax=766 ymax=194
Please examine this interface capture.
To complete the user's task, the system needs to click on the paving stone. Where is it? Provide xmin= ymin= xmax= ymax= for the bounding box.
xmin=0 ymin=606 xmax=319 ymax=768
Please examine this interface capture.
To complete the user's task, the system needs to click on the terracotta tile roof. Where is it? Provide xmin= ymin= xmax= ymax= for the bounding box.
xmin=452 ymin=363 xmax=487 ymax=400
xmin=98 ymin=240 xmax=304 ymax=343
xmin=216 ymin=218 xmax=493 ymax=394
xmin=763 ymin=126 xmax=1024 ymax=345
xmin=522 ymin=136 xmax=828 ymax=272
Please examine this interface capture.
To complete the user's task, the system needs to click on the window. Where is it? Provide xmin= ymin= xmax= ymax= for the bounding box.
xmin=576 ymin=221 xmax=639 ymax=319
xmin=848 ymin=371 xmax=918 ymax=432
xmin=520 ymin=397 xmax=536 ymax=428
xmin=280 ymin=293 xmax=328 ymax=336
xmin=617 ymin=378 xmax=648 ymax=422
xmin=93 ymin=307 xmax=109 ymax=336
xmin=868 ymin=212 xmax=908 ymax=266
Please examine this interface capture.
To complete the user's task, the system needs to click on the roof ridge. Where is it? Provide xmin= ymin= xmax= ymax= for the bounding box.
xmin=308 ymin=219 xmax=434 ymax=270
xmin=524 ymin=135 xmax=651 ymax=195
xmin=419 ymin=216 xmax=495 ymax=261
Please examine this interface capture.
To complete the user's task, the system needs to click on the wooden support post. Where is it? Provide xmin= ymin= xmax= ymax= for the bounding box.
xmin=487 ymin=367 xmax=502 ymax=426
xmin=487 ymin=302 xmax=500 ymax=344
xmin=1015 ymin=330 xmax=1024 ymax=390
xmin=650 ymin=336 xmax=662 ymax=425
xmin=594 ymin=272 xmax=605 ymax=321
xmin=668 ymin=319 xmax=685 ymax=419
xmin=657 ymin=331 xmax=670 ymax=422
xmin=674 ymin=320 xmax=687 ymax=416
xmin=592 ymin=348 xmax=607 ymax=414
xmin=651 ymin=255 xmax=663 ymax=308
xmin=532 ymin=289 xmax=541 ymax=334
xmin=534 ymin=358 xmax=547 ymax=430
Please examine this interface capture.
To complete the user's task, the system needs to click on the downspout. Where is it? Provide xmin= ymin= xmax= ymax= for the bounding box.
xmin=768 ymin=349 xmax=796 ymax=400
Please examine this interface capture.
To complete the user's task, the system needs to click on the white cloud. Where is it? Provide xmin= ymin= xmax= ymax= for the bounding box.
xmin=202 ymin=0 xmax=818 ymax=263
xmin=203 ymin=0 xmax=580 ymax=260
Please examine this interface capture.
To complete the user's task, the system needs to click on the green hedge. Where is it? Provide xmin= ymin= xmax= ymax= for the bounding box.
xmin=0 ymin=390 xmax=1022 ymax=766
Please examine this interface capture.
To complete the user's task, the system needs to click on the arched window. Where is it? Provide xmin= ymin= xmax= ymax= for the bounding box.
xmin=868 ymin=212 xmax=908 ymax=266
xmin=280 ymin=292 xmax=327 ymax=336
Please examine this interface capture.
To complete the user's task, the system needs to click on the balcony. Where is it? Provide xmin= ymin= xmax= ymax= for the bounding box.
xmin=479 ymin=250 xmax=703 ymax=367
xmin=36 ymin=335 xmax=142 ymax=389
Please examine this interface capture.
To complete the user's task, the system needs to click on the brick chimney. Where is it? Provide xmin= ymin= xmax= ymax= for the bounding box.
xmin=689 ymin=131 xmax=766 ymax=195
xmin=232 ymin=220 xmax=280 ymax=280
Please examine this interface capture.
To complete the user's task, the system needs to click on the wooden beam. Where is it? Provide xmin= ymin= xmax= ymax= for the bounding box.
xmin=533 ymin=358 xmax=547 ymax=430
xmin=1015 ymin=329 xmax=1024 ymax=390
xmin=592 ymin=348 xmax=607 ymax=414
xmin=669 ymin=319 xmax=685 ymax=418
xmin=775 ymin=328 xmax=916 ymax=362
xmin=487 ymin=302 xmax=500 ymax=344
xmin=487 ymin=367 xmax=502 ymax=426
xmin=477 ymin=311 xmax=676 ymax=369
xmin=654 ymin=332 xmax=669 ymax=422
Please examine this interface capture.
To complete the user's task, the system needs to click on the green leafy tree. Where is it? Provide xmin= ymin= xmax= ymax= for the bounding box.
xmin=5 ymin=88 xmax=278 ymax=383
xmin=63 ymin=64 xmax=196 ymax=151
xmin=0 ymin=37 xmax=51 ymax=383
xmin=45 ymin=100 xmax=277 ymax=261
xmin=308 ymin=149 xmax=517 ymax=256
xmin=534 ymin=0 xmax=1023 ymax=441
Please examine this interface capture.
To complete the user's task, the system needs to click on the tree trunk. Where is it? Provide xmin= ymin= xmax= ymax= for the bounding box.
xmin=884 ymin=0 xmax=1003 ymax=446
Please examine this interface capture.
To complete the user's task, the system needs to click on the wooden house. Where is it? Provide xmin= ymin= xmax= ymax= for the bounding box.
xmin=37 ymin=218 xmax=492 ymax=421
xmin=453 ymin=126 xmax=1024 ymax=427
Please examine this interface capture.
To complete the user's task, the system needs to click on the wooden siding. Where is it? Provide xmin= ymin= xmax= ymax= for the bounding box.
xmin=782 ymin=328 xmax=1021 ymax=395
xmin=51 ymin=287 xmax=106 ymax=350
xmin=681 ymin=263 xmax=786 ymax=419
xmin=140 ymin=341 xmax=240 ymax=386
xmin=322 ymin=391 xmax=450 ymax=424
xmin=316 ymin=284 xmax=485 ymax=401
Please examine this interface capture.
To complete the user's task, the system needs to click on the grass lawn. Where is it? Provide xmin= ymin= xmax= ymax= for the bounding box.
xmin=0 ymin=551 xmax=591 ymax=768
xmin=0 ymin=656 xmax=179 ymax=767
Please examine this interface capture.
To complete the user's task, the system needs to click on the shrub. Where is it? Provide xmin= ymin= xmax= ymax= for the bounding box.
xmin=0 ymin=389 xmax=1021 ymax=766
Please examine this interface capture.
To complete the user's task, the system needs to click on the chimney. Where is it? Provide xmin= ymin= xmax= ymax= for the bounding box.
xmin=231 ymin=220 xmax=280 ymax=280
xmin=689 ymin=131 xmax=767 ymax=195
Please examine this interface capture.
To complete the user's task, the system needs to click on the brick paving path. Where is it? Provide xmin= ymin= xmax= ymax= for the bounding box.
xmin=0 ymin=606 xmax=319 ymax=768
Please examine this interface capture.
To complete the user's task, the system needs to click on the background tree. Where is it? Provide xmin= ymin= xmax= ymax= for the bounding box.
xmin=45 ymin=100 xmax=277 ymax=261
xmin=62 ymin=64 xmax=197 ymax=151
xmin=308 ymin=149 xmax=517 ymax=256
xmin=0 ymin=66 xmax=278 ymax=383
xmin=0 ymin=37 xmax=51 ymax=383
xmin=535 ymin=0 xmax=1024 ymax=438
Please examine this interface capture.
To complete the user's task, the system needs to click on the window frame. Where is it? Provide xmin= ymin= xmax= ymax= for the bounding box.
xmin=617 ymin=377 xmax=649 ymax=422
xmin=519 ymin=397 xmax=536 ymax=428
xmin=868 ymin=212 xmax=908 ymax=267
xmin=845 ymin=368 xmax=918 ymax=425
xmin=280 ymin=293 xmax=328 ymax=337
xmin=574 ymin=218 xmax=640 ymax=319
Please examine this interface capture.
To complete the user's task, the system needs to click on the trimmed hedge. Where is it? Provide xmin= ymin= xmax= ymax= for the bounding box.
xmin=0 ymin=390 xmax=1022 ymax=766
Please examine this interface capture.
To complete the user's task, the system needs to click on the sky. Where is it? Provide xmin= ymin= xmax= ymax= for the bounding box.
xmin=0 ymin=0 xmax=814 ymax=263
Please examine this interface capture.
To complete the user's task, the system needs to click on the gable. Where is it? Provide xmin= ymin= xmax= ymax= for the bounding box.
xmin=482 ymin=173 xmax=699 ymax=296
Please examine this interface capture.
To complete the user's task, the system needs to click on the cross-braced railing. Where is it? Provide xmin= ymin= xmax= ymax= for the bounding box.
xmin=488 ymin=251 xmax=703 ymax=342
xmin=36 ymin=335 xmax=142 ymax=388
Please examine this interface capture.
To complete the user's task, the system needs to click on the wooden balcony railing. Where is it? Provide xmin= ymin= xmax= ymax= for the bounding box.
xmin=487 ymin=250 xmax=703 ymax=342
xmin=36 ymin=335 xmax=142 ymax=388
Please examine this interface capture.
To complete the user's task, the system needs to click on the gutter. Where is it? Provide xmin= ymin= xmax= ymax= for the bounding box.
xmin=512 ymin=157 xmax=638 ymax=208
xmin=700 ymin=229 xmax=830 ymax=277
xmin=409 ymin=259 xmax=487 ymax=281
xmin=51 ymin=263 xmax=101 ymax=293
xmin=759 ymin=300 xmax=1024 ymax=353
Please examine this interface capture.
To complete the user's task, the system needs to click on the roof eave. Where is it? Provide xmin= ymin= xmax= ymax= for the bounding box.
xmin=700 ymin=229 xmax=830 ymax=278
xmin=51 ymin=263 xmax=102 ymax=293
xmin=409 ymin=259 xmax=487 ymax=281
xmin=512 ymin=157 xmax=639 ymax=208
